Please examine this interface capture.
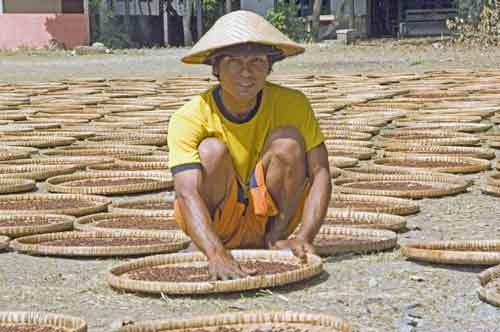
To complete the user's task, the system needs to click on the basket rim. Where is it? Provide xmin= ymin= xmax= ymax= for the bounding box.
xmin=0 ymin=311 xmax=87 ymax=332
xmin=0 ymin=213 xmax=75 ymax=238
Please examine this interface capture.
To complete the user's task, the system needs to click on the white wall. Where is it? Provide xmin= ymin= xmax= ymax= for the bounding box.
xmin=241 ymin=0 xmax=275 ymax=17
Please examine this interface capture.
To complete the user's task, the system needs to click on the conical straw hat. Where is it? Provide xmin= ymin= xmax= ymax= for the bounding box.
xmin=182 ymin=10 xmax=305 ymax=64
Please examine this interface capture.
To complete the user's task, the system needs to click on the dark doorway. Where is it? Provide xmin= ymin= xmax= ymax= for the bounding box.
xmin=370 ymin=0 xmax=399 ymax=37
xmin=62 ymin=0 xmax=84 ymax=13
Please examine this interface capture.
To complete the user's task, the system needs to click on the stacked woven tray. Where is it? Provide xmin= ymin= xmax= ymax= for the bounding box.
xmin=329 ymin=193 xmax=420 ymax=215
xmin=478 ymin=264 xmax=500 ymax=307
xmin=0 ymin=311 xmax=87 ymax=332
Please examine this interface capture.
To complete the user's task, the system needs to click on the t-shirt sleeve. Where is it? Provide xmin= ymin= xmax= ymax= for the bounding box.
xmin=279 ymin=90 xmax=325 ymax=152
xmin=167 ymin=101 xmax=208 ymax=174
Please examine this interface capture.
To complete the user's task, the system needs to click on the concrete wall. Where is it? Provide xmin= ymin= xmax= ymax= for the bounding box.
xmin=241 ymin=0 xmax=275 ymax=17
xmin=0 ymin=14 xmax=89 ymax=49
xmin=3 ymin=0 xmax=62 ymax=13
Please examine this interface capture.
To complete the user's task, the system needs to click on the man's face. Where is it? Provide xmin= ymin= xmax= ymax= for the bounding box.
xmin=216 ymin=54 xmax=270 ymax=104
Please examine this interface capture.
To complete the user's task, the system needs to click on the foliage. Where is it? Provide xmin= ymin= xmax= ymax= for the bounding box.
xmin=447 ymin=0 xmax=500 ymax=46
xmin=202 ymin=0 xmax=224 ymax=33
xmin=266 ymin=0 xmax=310 ymax=42
xmin=89 ymin=0 xmax=134 ymax=49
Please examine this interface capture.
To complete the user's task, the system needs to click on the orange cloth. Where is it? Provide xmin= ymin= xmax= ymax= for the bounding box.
xmin=174 ymin=161 xmax=310 ymax=249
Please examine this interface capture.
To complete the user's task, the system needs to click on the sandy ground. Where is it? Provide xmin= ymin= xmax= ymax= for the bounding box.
xmin=0 ymin=38 xmax=500 ymax=332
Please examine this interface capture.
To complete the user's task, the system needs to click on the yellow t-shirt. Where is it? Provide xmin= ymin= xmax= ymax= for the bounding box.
xmin=167 ymin=81 xmax=324 ymax=189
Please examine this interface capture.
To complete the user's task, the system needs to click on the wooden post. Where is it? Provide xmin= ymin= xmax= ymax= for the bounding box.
xmin=311 ymin=0 xmax=322 ymax=41
xmin=183 ymin=0 xmax=193 ymax=46
xmin=225 ymin=0 xmax=231 ymax=13
xmin=162 ymin=0 xmax=169 ymax=46
xmin=348 ymin=0 xmax=355 ymax=29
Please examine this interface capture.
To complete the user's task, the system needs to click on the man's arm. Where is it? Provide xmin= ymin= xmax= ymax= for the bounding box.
xmin=174 ymin=169 xmax=255 ymax=280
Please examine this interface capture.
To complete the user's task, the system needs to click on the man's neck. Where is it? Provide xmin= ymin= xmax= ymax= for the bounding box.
xmin=220 ymin=88 xmax=257 ymax=119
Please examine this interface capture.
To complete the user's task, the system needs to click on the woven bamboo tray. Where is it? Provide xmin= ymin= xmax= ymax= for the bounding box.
xmin=41 ymin=146 xmax=154 ymax=157
xmin=329 ymin=193 xmax=420 ymax=215
xmin=373 ymin=155 xmax=491 ymax=174
xmin=0 ymin=150 xmax=31 ymax=162
xmin=86 ymin=133 xmax=167 ymax=146
xmin=0 ymin=136 xmax=76 ymax=148
xmin=314 ymin=226 xmax=397 ymax=256
xmin=319 ymin=124 xmax=380 ymax=134
xmin=11 ymin=231 xmax=190 ymax=257
xmin=47 ymin=172 xmax=173 ymax=195
xmin=0 ymin=164 xmax=78 ymax=181
xmin=0 ymin=193 xmax=111 ymax=216
xmin=478 ymin=264 xmax=500 ymax=307
xmin=10 ymin=130 xmax=97 ymax=140
xmin=75 ymin=212 xmax=182 ymax=236
xmin=401 ymin=240 xmax=500 ymax=265
xmin=326 ymin=145 xmax=375 ymax=160
xmin=0 ymin=178 xmax=36 ymax=194
xmin=334 ymin=173 xmax=470 ymax=199
xmin=340 ymin=166 xmax=440 ymax=178
xmin=0 ymin=213 xmax=74 ymax=238
xmin=324 ymin=139 xmax=373 ymax=148
xmin=382 ymin=143 xmax=496 ymax=160
xmin=322 ymin=130 xmax=372 ymax=141
xmin=0 ymin=156 xmax=115 ymax=169
xmin=486 ymin=173 xmax=500 ymax=187
xmin=107 ymin=250 xmax=322 ymax=295
xmin=0 ymin=311 xmax=87 ymax=332
xmin=86 ymin=161 xmax=168 ymax=172
xmin=110 ymin=311 xmax=351 ymax=332
xmin=328 ymin=156 xmax=358 ymax=168
xmin=0 ymin=235 xmax=8 ymax=251
xmin=109 ymin=196 xmax=175 ymax=216
xmin=393 ymin=122 xmax=492 ymax=133
xmin=324 ymin=209 xmax=406 ymax=231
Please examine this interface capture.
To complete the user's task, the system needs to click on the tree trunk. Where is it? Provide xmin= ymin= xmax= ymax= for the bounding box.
xmin=124 ymin=0 xmax=131 ymax=34
xmin=183 ymin=0 xmax=193 ymax=46
xmin=311 ymin=0 xmax=322 ymax=42
xmin=195 ymin=0 xmax=203 ymax=41
xmin=225 ymin=0 xmax=232 ymax=13
xmin=98 ymin=0 xmax=110 ymax=39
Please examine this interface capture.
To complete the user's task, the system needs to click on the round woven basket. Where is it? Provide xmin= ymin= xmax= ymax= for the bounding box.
xmin=401 ymin=240 xmax=500 ymax=265
xmin=486 ymin=173 xmax=500 ymax=187
xmin=0 ymin=235 xmax=9 ymax=251
xmin=329 ymin=193 xmax=420 ymax=215
xmin=339 ymin=166 xmax=440 ymax=178
xmin=86 ymin=161 xmax=168 ymax=172
xmin=0 ymin=213 xmax=74 ymax=238
xmin=0 ymin=193 xmax=111 ymax=216
xmin=478 ymin=264 xmax=500 ymax=307
xmin=322 ymin=130 xmax=372 ymax=141
xmin=373 ymin=155 xmax=491 ymax=174
xmin=41 ymin=146 xmax=154 ymax=157
xmin=86 ymin=133 xmax=167 ymax=147
xmin=14 ymin=130 xmax=98 ymax=140
xmin=0 ymin=150 xmax=31 ymax=161
xmin=382 ymin=143 xmax=496 ymax=160
xmin=116 ymin=155 xmax=168 ymax=163
xmin=0 ymin=156 xmax=115 ymax=169
xmin=0 ymin=311 xmax=87 ymax=332
xmin=325 ymin=139 xmax=373 ymax=148
xmin=0 ymin=136 xmax=76 ymax=148
xmin=107 ymin=250 xmax=323 ymax=295
xmin=319 ymin=124 xmax=380 ymax=134
xmin=313 ymin=226 xmax=397 ymax=256
xmin=324 ymin=209 xmax=406 ymax=231
xmin=109 ymin=196 xmax=175 ymax=216
xmin=392 ymin=122 xmax=492 ymax=133
xmin=0 ymin=178 xmax=36 ymax=194
xmin=11 ymin=231 xmax=190 ymax=257
xmin=334 ymin=173 xmax=470 ymax=199
xmin=328 ymin=156 xmax=358 ymax=168
xmin=326 ymin=145 xmax=375 ymax=160
xmin=110 ymin=311 xmax=351 ymax=332
xmin=75 ymin=212 xmax=181 ymax=235
xmin=0 ymin=164 xmax=78 ymax=181
xmin=47 ymin=171 xmax=173 ymax=195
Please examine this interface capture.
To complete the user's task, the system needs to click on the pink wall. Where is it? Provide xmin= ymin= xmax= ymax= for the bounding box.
xmin=0 ymin=14 xmax=89 ymax=49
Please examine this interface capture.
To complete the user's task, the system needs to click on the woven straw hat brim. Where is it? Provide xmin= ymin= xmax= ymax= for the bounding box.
xmin=10 ymin=231 xmax=190 ymax=257
xmin=107 ymin=250 xmax=322 ymax=295
xmin=329 ymin=194 xmax=420 ymax=216
xmin=0 ymin=311 xmax=87 ymax=332
xmin=478 ymin=264 xmax=500 ymax=307
xmin=0 ymin=213 xmax=75 ymax=238
xmin=372 ymin=155 xmax=491 ymax=174
xmin=325 ymin=209 xmax=407 ymax=231
xmin=0 ymin=193 xmax=111 ymax=217
xmin=0 ymin=235 xmax=9 ymax=251
xmin=0 ymin=178 xmax=36 ymax=194
xmin=181 ymin=10 xmax=304 ymax=64
xmin=382 ymin=144 xmax=497 ymax=160
xmin=334 ymin=174 xmax=470 ymax=199
xmin=314 ymin=226 xmax=397 ymax=256
xmin=112 ymin=311 xmax=351 ymax=332
xmin=47 ymin=172 xmax=173 ymax=195
xmin=401 ymin=240 xmax=500 ymax=265
xmin=109 ymin=197 xmax=175 ymax=216
xmin=75 ymin=212 xmax=182 ymax=236
xmin=0 ymin=164 xmax=78 ymax=181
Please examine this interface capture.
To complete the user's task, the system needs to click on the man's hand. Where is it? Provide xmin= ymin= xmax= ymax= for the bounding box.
xmin=270 ymin=238 xmax=316 ymax=263
xmin=207 ymin=250 xmax=257 ymax=281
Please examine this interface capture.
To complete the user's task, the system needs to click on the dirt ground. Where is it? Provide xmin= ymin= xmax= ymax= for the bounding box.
xmin=1 ymin=38 xmax=500 ymax=332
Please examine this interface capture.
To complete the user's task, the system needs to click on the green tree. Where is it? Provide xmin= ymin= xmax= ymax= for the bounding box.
xmin=266 ymin=0 xmax=310 ymax=42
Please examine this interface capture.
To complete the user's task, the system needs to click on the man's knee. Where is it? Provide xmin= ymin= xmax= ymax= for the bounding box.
xmin=267 ymin=127 xmax=306 ymax=165
xmin=198 ymin=137 xmax=232 ymax=173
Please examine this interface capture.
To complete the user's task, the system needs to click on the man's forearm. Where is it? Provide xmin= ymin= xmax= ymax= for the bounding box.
xmin=294 ymin=168 xmax=332 ymax=242
xmin=177 ymin=192 xmax=226 ymax=257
